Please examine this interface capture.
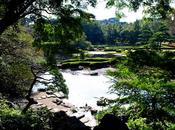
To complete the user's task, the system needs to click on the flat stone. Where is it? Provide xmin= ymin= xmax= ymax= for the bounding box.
xmin=80 ymin=117 xmax=89 ymax=123
xmin=61 ymin=103 xmax=71 ymax=108
xmin=41 ymin=104 xmax=47 ymax=108
xmin=41 ymin=96 xmax=47 ymax=99
xmin=47 ymin=95 xmax=56 ymax=98
xmin=52 ymin=98 xmax=62 ymax=105
xmin=36 ymin=103 xmax=43 ymax=106
xmin=71 ymin=113 xmax=85 ymax=119
xmin=54 ymin=92 xmax=65 ymax=98
xmin=46 ymin=90 xmax=53 ymax=95
xmin=51 ymin=108 xmax=60 ymax=113
xmin=37 ymin=97 xmax=42 ymax=100
xmin=47 ymin=107 xmax=53 ymax=110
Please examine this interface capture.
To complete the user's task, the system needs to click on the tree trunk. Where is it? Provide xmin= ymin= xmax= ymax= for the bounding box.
xmin=0 ymin=0 xmax=36 ymax=35
xmin=22 ymin=67 xmax=38 ymax=114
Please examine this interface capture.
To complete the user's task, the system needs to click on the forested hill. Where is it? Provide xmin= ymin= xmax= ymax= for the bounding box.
xmin=82 ymin=17 xmax=175 ymax=46
xmin=81 ymin=17 xmax=126 ymax=45
xmin=97 ymin=18 xmax=126 ymax=25
xmin=22 ymin=16 xmax=175 ymax=48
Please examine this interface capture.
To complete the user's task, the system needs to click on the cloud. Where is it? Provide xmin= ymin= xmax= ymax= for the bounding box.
xmin=86 ymin=0 xmax=143 ymax=23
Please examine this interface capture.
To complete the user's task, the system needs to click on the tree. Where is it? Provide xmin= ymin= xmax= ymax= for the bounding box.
xmin=82 ymin=21 xmax=105 ymax=44
xmin=0 ymin=0 xmax=97 ymax=35
xmin=149 ymin=21 xmax=171 ymax=49
xmin=102 ymin=50 xmax=175 ymax=129
xmin=106 ymin=0 xmax=174 ymax=19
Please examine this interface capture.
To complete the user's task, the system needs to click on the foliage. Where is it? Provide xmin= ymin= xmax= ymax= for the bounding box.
xmin=106 ymin=0 xmax=174 ymax=19
xmin=48 ymin=66 xmax=69 ymax=96
xmin=0 ymin=0 xmax=97 ymax=34
xmin=0 ymin=99 xmax=52 ymax=130
xmin=82 ymin=21 xmax=105 ymax=44
xmin=81 ymin=18 xmax=175 ymax=47
xmin=98 ymin=50 xmax=175 ymax=129
xmin=0 ymin=26 xmax=43 ymax=98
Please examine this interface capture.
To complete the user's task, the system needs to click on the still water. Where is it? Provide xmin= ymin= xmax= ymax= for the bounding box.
xmin=62 ymin=68 xmax=116 ymax=108
xmin=33 ymin=68 xmax=116 ymax=108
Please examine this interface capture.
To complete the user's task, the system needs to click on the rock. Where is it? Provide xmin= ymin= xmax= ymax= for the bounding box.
xmin=36 ymin=103 xmax=43 ymax=106
xmin=78 ymin=66 xmax=84 ymax=70
xmin=61 ymin=102 xmax=72 ymax=108
xmin=51 ymin=108 xmax=60 ymax=113
xmin=80 ymin=117 xmax=89 ymax=123
xmin=41 ymin=95 xmax=47 ymax=99
xmin=46 ymin=90 xmax=54 ymax=95
xmin=47 ymin=107 xmax=53 ymax=110
xmin=52 ymin=98 xmax=62 ymax=105
xmin=90 ymin=108 xmax=97 ymax=115
xmin=37 ymin=97 xmax=42 ymax=100
xmin=71 ymin=108 xmax=78 ymax=113
xmin=90 ymin=72 xmax=98 ymax=76
xmin=54 ymin=92 xmax=65 ymax=99
xmin=38 ymin=88 xmax=46 ymax=92
xmin=76 ymin=114 xmax=85 ymax=120
xmin=47 ymin=95 xmax=56 ymax=98
xmin=41 ymin=104 xmax=47 ymax=108
xmin=51 ymin=111 xmax=91 ymax=130
xmin=93 ymin=114 xmax=129 ymax=130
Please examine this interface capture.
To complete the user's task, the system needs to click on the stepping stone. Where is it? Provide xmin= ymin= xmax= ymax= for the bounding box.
xmin=36 ymin=103 xmax=43 ymax=106
xmin=47 ymin=95 xmax=56 ymax=98
xmin=52 ymin=98 xmax=62 ymax=105
xmin=51 ymin=108 xmax=60 ymax=113
xmin=37 ymin=97 xmax=42 ymax=100
xmin=47 ymin=107 xmax=53 ymax=110
xmin=41 ymin=104 xmax=47 ymax=108
xmin=71 ymin=113 xmax=85 ymax=119
xmin=46 ymin=90 xmax=53 ymax=95
xmin=66 ymin=111 xmax=73 ymax=116
xmin=60 ymin=103 xmax=71 ymax=108
xmin=54 ymin=92 xmax=65 ymax=98
xmin=41 ymin=96 xmax=47 ymax=99
xmin=80 ymin=117 xmax=89 ymax=123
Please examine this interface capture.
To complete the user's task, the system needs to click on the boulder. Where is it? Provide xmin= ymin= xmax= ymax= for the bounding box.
xmin=93 ymin=114 xmax=129 ymax=130
xmin=51 ymin=111 xmax=91 ymax=130
xmin=54 ymin=92 xmax=65 ymax=99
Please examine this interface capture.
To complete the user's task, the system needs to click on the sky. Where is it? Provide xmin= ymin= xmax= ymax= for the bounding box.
xmin=87 ymin=0 xmax=144 ymax=23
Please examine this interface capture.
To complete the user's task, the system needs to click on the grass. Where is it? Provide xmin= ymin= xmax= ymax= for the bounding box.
xmin=62 ymin=57 xmax=113 ymax=64
xmin=60 ymin=57 xmax=118 ymax=69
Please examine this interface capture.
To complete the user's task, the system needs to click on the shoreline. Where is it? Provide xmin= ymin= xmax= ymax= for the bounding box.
xmin=31 ymin=91 xmax=98 ymax=128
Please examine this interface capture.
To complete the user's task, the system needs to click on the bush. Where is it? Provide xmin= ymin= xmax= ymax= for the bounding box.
xmin=0 ymin=100 xmax=52 ymax=130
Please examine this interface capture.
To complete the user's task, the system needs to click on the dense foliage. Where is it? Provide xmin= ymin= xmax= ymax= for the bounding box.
xmin=0 ymin=99 xmax=52 ymax=130
xmin=0 ymin=27 xmax=39 ymax=98
xmin=1 ymin=0 xmax=175 ymax=129
xmin=97 ymin=50 xmax=175 ymax=129
xmin=81 ymin=18 xmax=175 ymax=47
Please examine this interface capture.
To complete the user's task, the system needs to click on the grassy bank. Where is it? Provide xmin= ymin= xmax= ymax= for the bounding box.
xmin=60 ymin=58 xmax=118 ymax=70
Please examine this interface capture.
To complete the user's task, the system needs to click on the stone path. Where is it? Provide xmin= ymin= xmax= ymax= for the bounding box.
xmin=31 ymin=91 xmax=97 ymax=128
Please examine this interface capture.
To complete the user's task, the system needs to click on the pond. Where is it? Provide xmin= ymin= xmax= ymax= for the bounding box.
xmin=62 ymin=68 xmax=116 ymax=108
xmin=33 ymin=68 xmax=116 ymax=109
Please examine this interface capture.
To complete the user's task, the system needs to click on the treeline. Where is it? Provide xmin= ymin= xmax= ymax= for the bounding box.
xmin=82 ymin=18 xmax=175 ymax=47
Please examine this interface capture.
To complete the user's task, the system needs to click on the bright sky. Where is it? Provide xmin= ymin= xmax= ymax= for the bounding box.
xmin=87 ymin=0 xmax=144 ymax=23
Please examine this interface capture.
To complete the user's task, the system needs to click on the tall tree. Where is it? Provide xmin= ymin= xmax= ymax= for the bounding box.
xmin=106 ymin=0 xmax=174 ymax=19
xmin=0 ymin=0 xmax=96 ymax=35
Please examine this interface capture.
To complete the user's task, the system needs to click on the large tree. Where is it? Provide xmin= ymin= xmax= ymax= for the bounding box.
xmin=0 ymin=0 xmax=96 ymax=35
xmin=107 ymin=0 xmax=174 ymax=19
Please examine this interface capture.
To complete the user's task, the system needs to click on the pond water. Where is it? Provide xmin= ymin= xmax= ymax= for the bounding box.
xmin=33 ymin=68 xmax=116 ymax=109
xmin=62 ymin=68 xmax=116 ymax=108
